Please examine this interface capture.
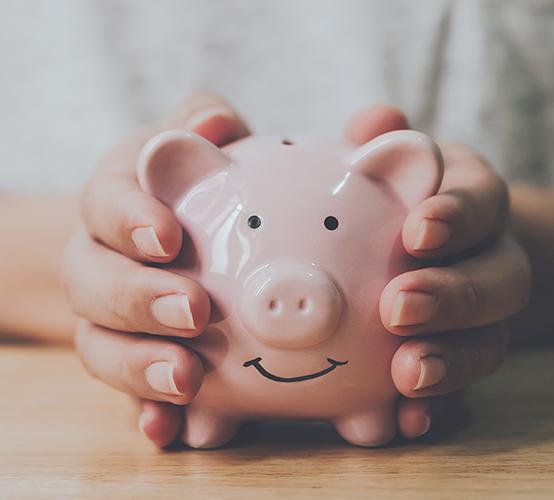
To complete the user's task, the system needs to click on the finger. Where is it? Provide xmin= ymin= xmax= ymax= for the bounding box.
xmin=139 ymin=400 xmax=183 ymax=448
xmin=380 ymin=236 xmax=530 ymax=335
xmin=397 ymin=397 xmax=432 ymax=439
xmin=343 ymin=104 xmax=409 ymax=145
xmin=397 ymin=394 xmax=456 ymax=439
xmin=164 ymin=90 xmax=250 ymax=145
xmin=403 ymin=144 xmax=509 ymax=257
xmin=82 ymin=91 xmax=249 ymax=263
xmin=75 ymin=320 xmax=203 ymax=405
xmin=391 ymin=323 xmax=509 ymax=398
xmin=82 ymin=167 xmax=184 ymax=263
xmin=63 ymin=230 xmax=210 ymax=336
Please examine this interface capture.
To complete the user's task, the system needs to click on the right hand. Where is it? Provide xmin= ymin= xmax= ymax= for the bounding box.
xmin=62 ymin=92 xmax=250 ymax=445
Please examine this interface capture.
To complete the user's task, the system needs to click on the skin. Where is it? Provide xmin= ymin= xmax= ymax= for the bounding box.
xmin=61 ymin=92 xmax=533 ymax=446
xmin=1 ymin=91 xmax=543 ymax=446
xmin=0 ymin=195 xmax=78 ymax=343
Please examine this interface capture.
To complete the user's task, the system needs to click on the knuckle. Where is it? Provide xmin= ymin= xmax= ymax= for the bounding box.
xmin=131 ymin=266 xmax=160 ymax=299
xmin=445 ymin=194 xmax=468 ymax=233
xmin=444 ymin=191 xmax=466 ymax=217
xmin=118 ymin=266 xmax=161 ymax=329
xmin=110 ymin=281 xmax=138 ymax=332
xmin=110 ymin=192 xmax=137 ymax=235
xmin=111 ymin=190 xmax=159 ymax=248
xmin=453 ymin=269 xmax=482 ymax=326
xmin=107 ymin=270 xmax=152 ymax=332
xmin=462 ymin=278 xmax=481 ymax=323
xmin=99 ymin=188 xmax=146 ymax=247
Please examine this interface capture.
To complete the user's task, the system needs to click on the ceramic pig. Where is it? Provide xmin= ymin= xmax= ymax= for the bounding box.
xmin=137 ymin=130 xmax=443 ymax=448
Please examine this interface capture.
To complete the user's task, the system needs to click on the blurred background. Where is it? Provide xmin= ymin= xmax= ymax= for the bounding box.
xmin=1 ymin=0 xmax=552 ymax=193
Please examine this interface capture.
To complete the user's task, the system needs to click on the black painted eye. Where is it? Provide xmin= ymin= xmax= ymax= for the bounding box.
xmin=324 ymin=216 xmax=339 ymax=231
xmin=248 ymin=215 xmax=262 ymax=229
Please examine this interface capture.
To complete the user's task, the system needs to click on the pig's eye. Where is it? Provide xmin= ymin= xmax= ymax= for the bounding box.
xmin=324 ymin=216 xmax=339 ymax=231
xmin=248 ymin=215 xmax=262 ymax=229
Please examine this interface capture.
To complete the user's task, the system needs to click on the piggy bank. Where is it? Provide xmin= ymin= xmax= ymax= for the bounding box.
xmin=137 ymin=130 xmax=443 ymax=448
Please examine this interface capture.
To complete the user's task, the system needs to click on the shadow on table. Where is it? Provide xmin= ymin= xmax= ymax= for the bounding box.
xmin=165 ymin=397 xmax=472 ymax=453
xmin=230 ymin=395 xmax=472 ymax=450
xmin=449 ymin=346 xmax=554 ymax=456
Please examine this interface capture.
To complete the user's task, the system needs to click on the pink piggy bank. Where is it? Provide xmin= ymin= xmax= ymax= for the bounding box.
xmin=137 ymin=130 xmax=443 ymax=448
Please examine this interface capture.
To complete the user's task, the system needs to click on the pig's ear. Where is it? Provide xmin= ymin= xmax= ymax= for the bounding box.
xmin=137 ymin=130 xmax=232 ymax=208
xmin=350 ymin=130 xmax=443 ymax=207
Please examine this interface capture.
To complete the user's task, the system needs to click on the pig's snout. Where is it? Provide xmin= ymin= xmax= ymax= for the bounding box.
xmin=240 ymin=264 xmax=342 ymax=348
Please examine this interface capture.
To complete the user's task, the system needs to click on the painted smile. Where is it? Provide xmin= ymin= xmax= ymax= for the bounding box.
xmin=242 ymin=357 xmax=348 ymax=383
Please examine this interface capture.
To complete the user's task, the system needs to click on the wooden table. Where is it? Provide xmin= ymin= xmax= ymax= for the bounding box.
xmin=1 ymin=344 xmax=553 ymax=499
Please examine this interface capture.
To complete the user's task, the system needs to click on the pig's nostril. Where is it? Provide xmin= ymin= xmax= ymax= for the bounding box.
xmin=298 ymin=298 xmax=311 ymax=313
xmin=268 ymin=299 xmax=281 ymax=314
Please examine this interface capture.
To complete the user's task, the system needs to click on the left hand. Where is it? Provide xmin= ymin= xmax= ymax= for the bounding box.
xmin=346 ymin=105 xmax=531 ymax=439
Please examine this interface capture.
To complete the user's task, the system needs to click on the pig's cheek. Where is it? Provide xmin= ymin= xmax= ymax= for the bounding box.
xmin=185 ymin=326 xmax=229 ymax=374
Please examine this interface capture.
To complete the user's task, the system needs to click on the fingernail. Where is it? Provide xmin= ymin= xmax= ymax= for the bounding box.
xmin=413 ymin=356 xmax=447 ymax=391
xmin=413 ymin=218 xmax=451 ymax=251
xmin=186 ymin=106 xmax=234 ymax=131
xmin=390 ymin=291 xmax=438 ymax=327
xmin=131 ymin=226 xmax=168 ymax=258
xmin=145 ymin=361 xmax=182 ymax=396
xmin=151 ymin=294 xmax=195 ymax=330
xmin=415 ymin=413 xmax=432 ymax=437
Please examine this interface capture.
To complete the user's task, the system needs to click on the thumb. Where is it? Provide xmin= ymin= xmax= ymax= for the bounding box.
xmin=163 ymin=91 xmax=250 ymax=146
xmin=343 ymin=105 xmax=410 ymax=146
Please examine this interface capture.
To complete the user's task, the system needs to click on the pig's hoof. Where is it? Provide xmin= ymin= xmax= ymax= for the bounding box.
xmin=333 ymin=408 xmax=396 ymax=447
xmin=182 ymin=410 xmax=239 ymax=449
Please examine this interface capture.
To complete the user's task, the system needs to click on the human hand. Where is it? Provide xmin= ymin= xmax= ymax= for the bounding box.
xmin=62 ymin=92 xmax=250 ymax=445
xmin=343 ymin=107 xmax=531 ymax=439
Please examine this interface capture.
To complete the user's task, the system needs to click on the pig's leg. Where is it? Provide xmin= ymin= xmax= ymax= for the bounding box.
xmin=182 ymin=404 xmax=240 ymax=449
xmin=333 ymin=404 xmax=396 ymax=447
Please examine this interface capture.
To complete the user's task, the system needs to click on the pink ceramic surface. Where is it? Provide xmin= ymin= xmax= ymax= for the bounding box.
xmin=137 ymin=130 xmax=443 ymax=448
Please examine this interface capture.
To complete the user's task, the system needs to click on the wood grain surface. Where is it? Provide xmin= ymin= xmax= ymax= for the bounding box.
xmin=1 ymin=344 xmax=553 ymax=499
